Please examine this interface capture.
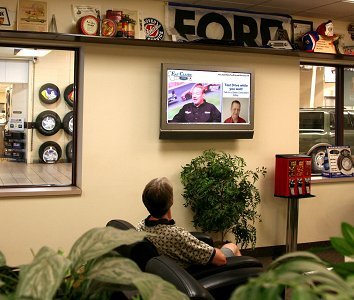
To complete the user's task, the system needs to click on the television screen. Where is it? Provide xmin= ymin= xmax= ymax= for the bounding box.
xmin=160 ymin=63 xmax=255 ymax=139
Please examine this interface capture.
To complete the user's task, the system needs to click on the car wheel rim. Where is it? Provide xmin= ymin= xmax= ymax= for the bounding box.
xmin=315 ymin=151 xmax=325 ymax=167
xmin=341 ymin=157 xmax=352 ymax=171
xmin=43 ymin=147 xmax=58 ymax=163
xmin=69 ymin=118 xmax=73 ymax=132
xmin=42 ymin=116 xmax=56 ymax=131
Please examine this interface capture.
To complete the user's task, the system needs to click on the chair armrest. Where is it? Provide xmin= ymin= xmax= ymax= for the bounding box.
xmin=187 ymin=256 xmax=263 ymax=279
xmin=146 ymin=256 xmax=215 ymax=300
xmin=190 ymin=232 xmax=214 ymax=246
xmin=198 ymin=267 xmax=263 ymax=298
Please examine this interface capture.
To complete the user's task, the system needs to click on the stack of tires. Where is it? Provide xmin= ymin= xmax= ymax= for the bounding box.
xmin=36 ymin=83 xmax=74 ymax=164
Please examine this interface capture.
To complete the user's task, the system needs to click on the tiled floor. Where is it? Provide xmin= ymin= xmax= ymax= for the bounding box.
xmin=0 ymin=160 xmax=72 ymax=186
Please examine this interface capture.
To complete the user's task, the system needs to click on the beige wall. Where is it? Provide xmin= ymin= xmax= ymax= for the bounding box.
xmin=0 ymin=0 xmax=353 ymax=266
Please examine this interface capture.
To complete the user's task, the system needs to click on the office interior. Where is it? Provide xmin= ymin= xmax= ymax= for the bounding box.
xmin=0 ymin=0 xmax=353 ymax=268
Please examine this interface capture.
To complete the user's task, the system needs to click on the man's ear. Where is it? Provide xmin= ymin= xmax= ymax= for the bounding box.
xmin=167 ymin=208 xmax=172 ymax=220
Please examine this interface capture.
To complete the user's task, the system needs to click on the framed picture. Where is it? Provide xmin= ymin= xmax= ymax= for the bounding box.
xmin=17 ymin=0 xmax=48 ymax=32
xmin=292 ymin=20 xmax=313 ymax=47
xmin=0 ymin=7 xmax=10 ymax=26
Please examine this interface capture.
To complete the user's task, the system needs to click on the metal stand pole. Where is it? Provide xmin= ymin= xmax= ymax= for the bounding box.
xmin=286 ymin=197 xmax=299 ymax=253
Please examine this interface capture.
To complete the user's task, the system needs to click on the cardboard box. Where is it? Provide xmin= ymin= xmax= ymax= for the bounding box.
xmin=322 ymin=146 xmax=354 ymax=178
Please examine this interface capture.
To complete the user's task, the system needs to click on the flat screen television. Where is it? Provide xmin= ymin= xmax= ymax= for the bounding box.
xmin=160 ymin=63 xmax=255 ymax=139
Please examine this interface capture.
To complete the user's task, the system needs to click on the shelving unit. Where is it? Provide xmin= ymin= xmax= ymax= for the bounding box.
xmin=3 ymin=130 xmax=26 ymax=162
xmin=0 ymin=30 xmax=354 ymax=64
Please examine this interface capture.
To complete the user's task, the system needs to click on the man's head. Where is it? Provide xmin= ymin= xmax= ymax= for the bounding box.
xmin=142 ymin=177 xmax=173 ymax=218
xmin=230 ymin=100 xmax=241 ymax=120
xmin=191 ymin=84 xmax=205 ymax=107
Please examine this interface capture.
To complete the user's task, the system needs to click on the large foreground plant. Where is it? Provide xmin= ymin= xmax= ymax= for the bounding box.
xmin=181 ymin=149 xmax=267 ymax=248
xmin=231 ymin=222 xmax=354 ymax=300
xmin=0 ymin=227 xmax=188 ymax=300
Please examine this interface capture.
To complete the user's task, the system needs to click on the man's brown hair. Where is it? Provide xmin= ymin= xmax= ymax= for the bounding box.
xmin=142 ymin=177 xmax=173 ymax=218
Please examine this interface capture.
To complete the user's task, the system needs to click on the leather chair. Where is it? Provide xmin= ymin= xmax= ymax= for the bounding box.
xmin=106 ymin=219 xmax=263 ymax=300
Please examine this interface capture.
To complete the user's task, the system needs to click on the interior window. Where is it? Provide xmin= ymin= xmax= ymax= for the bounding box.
xmin=300 ymin=64 xmax=354 ymax=175
xmin=344 ymin=68 xmax=354 ymax=153
xmin=0 ymin=45 xmax=78 ymax=187
xmin=299 ymin=64 xmax=336 ymax=174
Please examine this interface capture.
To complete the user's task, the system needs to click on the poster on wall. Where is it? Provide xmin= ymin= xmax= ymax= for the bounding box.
xmin=71 ymin=4 xmax=101 ymax=23
xmin=17 ymin=0 xmax=48 ymax=32
xmin=165 ymin=2 xmax=292 ymax=47
xmin=0 ymin=1 xmax=17 ymax=30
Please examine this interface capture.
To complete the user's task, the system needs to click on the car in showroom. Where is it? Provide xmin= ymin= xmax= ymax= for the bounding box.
xmin=299 ymin=107 xmax=354 ymax=173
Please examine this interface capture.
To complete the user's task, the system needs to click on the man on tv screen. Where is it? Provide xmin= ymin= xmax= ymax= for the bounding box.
xmin=171 ymin=83 xmax=221 ymax=123
xmin=224 ymin=100 xmax=246 ymax=123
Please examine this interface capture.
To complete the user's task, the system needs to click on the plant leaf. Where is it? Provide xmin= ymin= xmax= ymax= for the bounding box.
xmin=15 ymin=246 xmax=71 ymax=300
xmin=269 ymin=251 xmax=324 ymax=269
xmin=132 ymin=273 xmax=189 ymax=300
xmin=88 ymin=257 xmax=188 ymax=299
xmin=291 ymin=286 xmax=315 ymax=300
xmin=341 ymin=222 xmax=354 ymax=249
xmin=87 ymin=257 xmax=141 ymax=285
xmin=332 ymin=262 xmax=354 ymax=279
xmin=68 ymin=227 xmax=146 ymax=270
xmin=330 ymin=237 xmax=354 ymax=257
xmin=0 ymin=251 xmax=5 ymax=267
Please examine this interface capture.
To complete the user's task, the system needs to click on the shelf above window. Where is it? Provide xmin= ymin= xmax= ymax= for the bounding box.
xmin=1 ymin=30 xmax=354 ymax=63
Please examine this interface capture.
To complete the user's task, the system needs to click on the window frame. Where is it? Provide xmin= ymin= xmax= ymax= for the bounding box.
xmin=0 ymin=42 xmax=82 ymax=197
xmin=300 ymin=61 xmax=354 ymax=182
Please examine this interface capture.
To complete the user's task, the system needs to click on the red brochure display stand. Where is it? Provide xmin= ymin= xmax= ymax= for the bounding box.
xmin=274 ymin=154 xmax=315 ymax=253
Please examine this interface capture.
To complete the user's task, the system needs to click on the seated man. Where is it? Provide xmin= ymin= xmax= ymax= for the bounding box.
xmin=137 ymin=177 xmax=241 ymax=268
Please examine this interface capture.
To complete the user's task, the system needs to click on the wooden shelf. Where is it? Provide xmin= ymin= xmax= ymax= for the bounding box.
xmin=1 ymin=30 xmax=354 ymax=63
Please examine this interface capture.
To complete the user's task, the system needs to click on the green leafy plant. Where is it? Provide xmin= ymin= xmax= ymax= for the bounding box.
xmin=181 ymin=149 xmax=267 ymax=248
xmin=230 ymin=222 xmax=354 ymax=300
xmin=0 ymin=227 xmax=188 ymax=300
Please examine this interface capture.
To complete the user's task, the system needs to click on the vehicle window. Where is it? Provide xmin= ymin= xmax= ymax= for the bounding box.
xmin=330 ymin=113 xmax=335 ymax=130
xmin=0 ymin=45 xmax=78 ymax=188
xmin=344 ymin=113 xmax=352 ymax=130
xmin=299 ymin=112 xmax=324 ymax=130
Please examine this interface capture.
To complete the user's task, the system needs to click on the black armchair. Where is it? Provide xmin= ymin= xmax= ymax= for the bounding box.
xmin=106 ymin=219 xmax=263 ymax=300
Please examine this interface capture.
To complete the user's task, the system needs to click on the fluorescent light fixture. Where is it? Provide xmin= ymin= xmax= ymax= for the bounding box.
xmin=14 ymin=48 xmax=52 ymax=57
xmin=342 ymin=0 xmax=354 ymax=3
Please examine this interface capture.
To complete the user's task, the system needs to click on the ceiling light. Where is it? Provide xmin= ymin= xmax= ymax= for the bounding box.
xmin=342 ymin=0 xmax=354 ymax=3
xmin=14 ymin=48 xmax=52 ymax=57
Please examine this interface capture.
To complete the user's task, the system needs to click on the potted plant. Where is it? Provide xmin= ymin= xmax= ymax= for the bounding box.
xmin=0 ymin=227 xmax=188 ymax=300
xmin=181 ymin=149 xmax=267 ymax=248
xmin=230 ymin=222 xmax=354 ymax=300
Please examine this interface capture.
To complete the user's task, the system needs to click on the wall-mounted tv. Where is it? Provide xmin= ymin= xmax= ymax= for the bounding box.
xmin=160 ymin=63 xmax=255 ymax=139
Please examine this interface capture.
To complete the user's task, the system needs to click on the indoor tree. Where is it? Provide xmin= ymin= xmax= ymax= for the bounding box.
xmin=180 ymin=149 xmax=267 ymax=248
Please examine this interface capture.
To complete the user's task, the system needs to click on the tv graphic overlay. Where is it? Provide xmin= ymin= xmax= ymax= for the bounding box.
xmin=160 ymin=64 xmax=254 ymax=139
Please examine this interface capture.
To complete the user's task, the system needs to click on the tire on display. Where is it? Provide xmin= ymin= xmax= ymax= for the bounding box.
xmin=39 ymin=83 xmax=60 ymax=104
xmin=66 ymin=140 xmax=73 ymax=163
xmin=63 ymin=111 xmax=74 ymax=136
xmin=64 ymin=83 xmax=75 ymax=107
xmin=35 ymin=110 xmax=62 ymax=136
xmin=310 ymin=146 xmax=327 ymax=174
xmin=39 ymin=141 xmax=62 ymax=164
xmin=337 ymin=149 xmax=354 ymax=175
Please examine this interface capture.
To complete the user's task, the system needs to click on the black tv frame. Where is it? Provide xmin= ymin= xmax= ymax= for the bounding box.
xmin=159 ymin=63 xmax=255 ymax=139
